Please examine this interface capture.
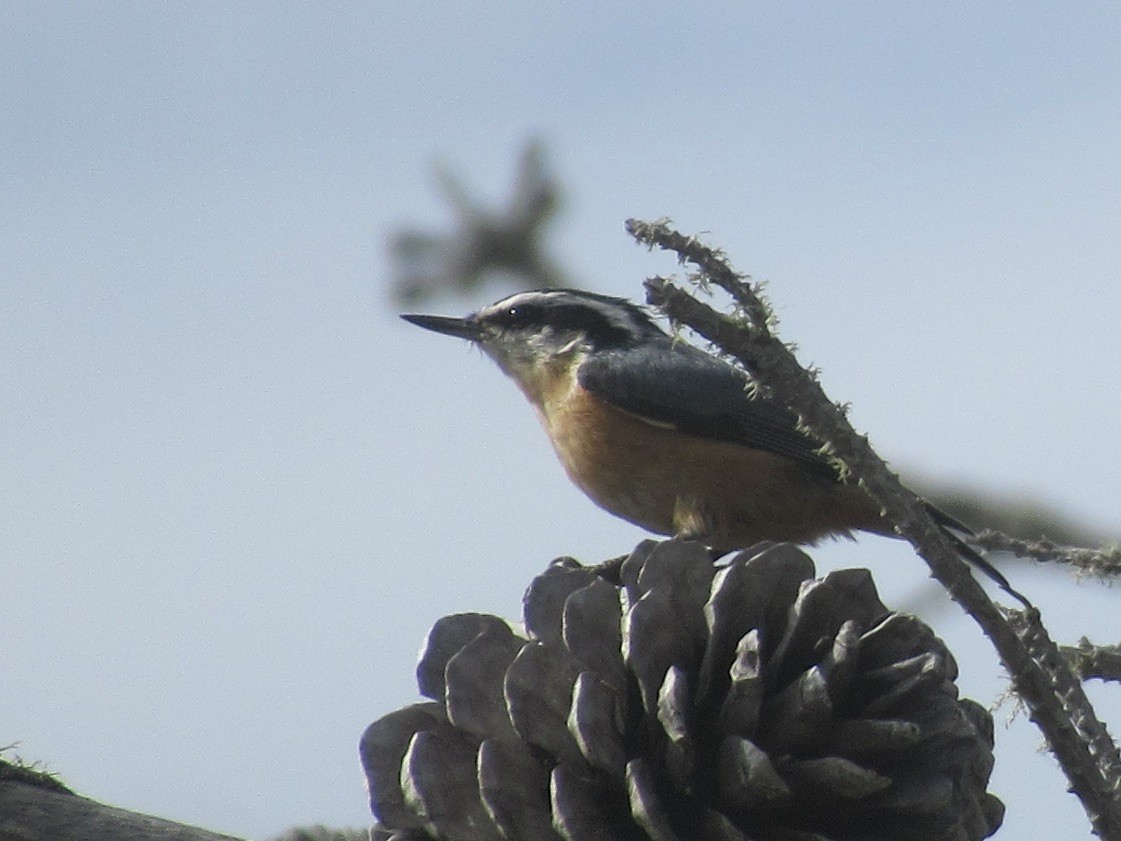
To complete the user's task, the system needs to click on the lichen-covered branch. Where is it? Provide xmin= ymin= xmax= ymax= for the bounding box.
xmin=626 ymin=217 xmax=1121 ymax=840
xmin=975 ymin=531 xmax=1121 ymax=578
xmin=1064 ymin=640 xmax=1121 ymax=683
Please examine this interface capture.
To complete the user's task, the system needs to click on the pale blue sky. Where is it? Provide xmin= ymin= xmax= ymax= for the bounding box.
xmin=3 ymin=3 xmax=1121 ymax=838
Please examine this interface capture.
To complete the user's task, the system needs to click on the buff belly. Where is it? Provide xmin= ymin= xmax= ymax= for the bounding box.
xmin=536 ymin=383 xmax=885 ymax=550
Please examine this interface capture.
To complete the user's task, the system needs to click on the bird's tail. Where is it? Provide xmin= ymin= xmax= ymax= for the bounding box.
xmin=923 ymin=502 xmax=1033 ymax=609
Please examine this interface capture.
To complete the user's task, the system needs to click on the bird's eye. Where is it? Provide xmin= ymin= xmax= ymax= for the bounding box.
xmin=498 ymin=304 xmax=528 ymax=324
xmin=491 ymin=301 xmax=541 ymax=327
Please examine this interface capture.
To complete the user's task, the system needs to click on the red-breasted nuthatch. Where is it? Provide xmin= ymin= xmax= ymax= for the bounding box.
xmin=403 ymin=288 xmax=1026 ymax=605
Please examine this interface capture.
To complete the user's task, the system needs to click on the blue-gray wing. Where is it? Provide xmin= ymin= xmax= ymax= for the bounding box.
xmin=577 ymin=343 xmax=838 ymax=480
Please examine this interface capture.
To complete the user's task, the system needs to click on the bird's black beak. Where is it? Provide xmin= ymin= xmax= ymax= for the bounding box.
xmin=400 ymin=313 xmax=484 ymax=342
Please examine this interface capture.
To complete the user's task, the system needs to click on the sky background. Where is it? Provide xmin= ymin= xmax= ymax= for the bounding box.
xmin=3 ymin=3 xmax=1121 ymax=839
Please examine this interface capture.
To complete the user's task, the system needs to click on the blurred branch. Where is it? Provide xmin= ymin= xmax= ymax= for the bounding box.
xmin=626 ymin=217 xmax=1121 ymax=840
xmin=389 ymin=138 xmax=570 ymax=306
xmin=912 ymin=478 xmax=1121 ymax=578
xmin=911 ymin=479 xmax=1114 ymax=549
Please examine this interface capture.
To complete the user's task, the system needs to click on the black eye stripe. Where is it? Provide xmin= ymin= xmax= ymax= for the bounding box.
xmin=498 ymin=303 xmax=601 ymax=331
xmin=483 ymin=291 xmax=668 ymax=349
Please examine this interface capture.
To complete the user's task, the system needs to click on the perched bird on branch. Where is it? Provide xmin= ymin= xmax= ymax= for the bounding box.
xmin=403 ymin=287 xmax=1028 ymax=606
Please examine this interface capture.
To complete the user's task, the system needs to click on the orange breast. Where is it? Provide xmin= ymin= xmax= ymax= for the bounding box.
xmin=532 ymin=381 xmax=884 ymax=550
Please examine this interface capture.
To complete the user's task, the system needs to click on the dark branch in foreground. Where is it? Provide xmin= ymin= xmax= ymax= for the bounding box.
xmin=0 ymin=775 xmax=244 ymax=841
xmin=625 ymin=217 xmax=1121 ymax=840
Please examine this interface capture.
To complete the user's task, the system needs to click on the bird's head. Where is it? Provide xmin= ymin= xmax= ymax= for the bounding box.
xmin=402 ymin=289 xmax=667 ymax=396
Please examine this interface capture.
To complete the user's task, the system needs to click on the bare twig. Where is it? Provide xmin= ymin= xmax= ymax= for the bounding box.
xmin=1064 ymin=640 xmax=1121 ymax=683
xmin=625 ymin=217 xmax=1121 ymax=839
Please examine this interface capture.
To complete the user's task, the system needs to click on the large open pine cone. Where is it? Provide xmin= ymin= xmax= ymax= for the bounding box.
xmin=362 ymin=540 xmax=1003 ymax=841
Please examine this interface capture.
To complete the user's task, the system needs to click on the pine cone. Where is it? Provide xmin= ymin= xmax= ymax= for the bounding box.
xmin=361 ymin=540 xmax=1004 ymax=841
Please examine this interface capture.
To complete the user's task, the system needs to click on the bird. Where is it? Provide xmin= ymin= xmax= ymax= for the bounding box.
xmin=402 ymin=288 xmax=1028 ymax=607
